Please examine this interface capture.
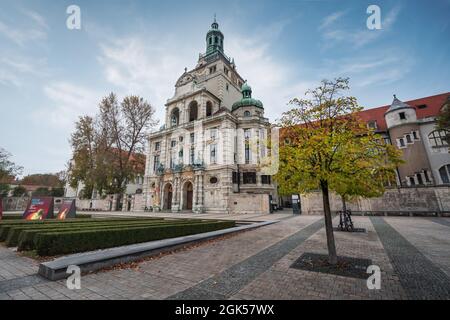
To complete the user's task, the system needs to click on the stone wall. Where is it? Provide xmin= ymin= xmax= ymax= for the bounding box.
xmin=228 ymin=193 xmax=270 ymax=214
xmin=292 ymin=186 xmax=450 ymax=215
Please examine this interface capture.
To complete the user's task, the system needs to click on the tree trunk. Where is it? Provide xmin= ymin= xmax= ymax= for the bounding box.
xmin=342 ymin=195 xmax=347 ymax=212
xmin=320 ymin=180 xmax=338 ymax=265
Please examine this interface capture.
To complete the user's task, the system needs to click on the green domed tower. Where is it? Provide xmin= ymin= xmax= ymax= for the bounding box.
xmin=205 ymin=16 xmax=224 ymax=55
xmin=232 ymin=81 xmax=264 ymax=111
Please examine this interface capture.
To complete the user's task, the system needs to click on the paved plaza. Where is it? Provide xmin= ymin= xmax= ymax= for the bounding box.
xmin=0 ymin=214 xmax=449 ymax=300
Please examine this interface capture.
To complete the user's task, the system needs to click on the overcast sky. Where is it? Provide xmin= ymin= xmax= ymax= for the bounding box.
xmin=0 ymin=0 xmax=449 ymax=175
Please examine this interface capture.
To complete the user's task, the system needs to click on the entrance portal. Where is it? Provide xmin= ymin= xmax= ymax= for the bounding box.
xmin=163 ymin=183 xmax=173 ymax=210
xmin=182 ymin=181 xmax=193 ymax=210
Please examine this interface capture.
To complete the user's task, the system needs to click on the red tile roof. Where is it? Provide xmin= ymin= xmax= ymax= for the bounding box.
xmin=357 ymin=92 xmax=450 ymax=132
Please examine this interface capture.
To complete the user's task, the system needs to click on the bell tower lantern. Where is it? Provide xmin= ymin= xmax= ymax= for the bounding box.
xmin=205 ymin=15 xmax=224 ymax=55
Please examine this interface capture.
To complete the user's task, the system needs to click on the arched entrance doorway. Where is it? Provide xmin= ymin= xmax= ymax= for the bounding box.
xmin=163 ymin=183 xmax=173 ymax=210
xmin=182 ymin=181 xmax=193 ymax=210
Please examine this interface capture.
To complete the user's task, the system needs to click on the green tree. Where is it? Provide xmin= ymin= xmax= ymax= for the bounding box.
xmin=33 ymin=187 xmax=50 ymax=196
xmin=12 ymin=185 xmax=27 ymax=197
xmin=50 ymin=187 xmax=64 ymax=197
xmin=437 ymin=97 xmax=450 ymax=145
xmin=275 ymin=78 xmax=402 ymax=265
xmin=21 ymin=173 xmax=63 ymax=187
xmin=0 ymin=148 xmax=22 ymax=197
xmin=69 ymin=93 xmax=157 ymax=202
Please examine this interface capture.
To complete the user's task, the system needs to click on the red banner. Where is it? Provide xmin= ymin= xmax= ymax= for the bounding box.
xmin=56 ymin=199 xmax=76 ymax=220
xmin=23 ymin=197 xmax=54 ymax=220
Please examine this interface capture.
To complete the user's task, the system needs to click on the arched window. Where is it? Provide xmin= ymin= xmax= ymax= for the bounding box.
xmin=215 ymin=36 xmax=218 ymax=44
xmin=244 ymin=111 xmax=251 ymax=117
xmin=209 ymin=37 xmax=212 ymax=45
xmin=170 ymin=108 xmax=179 ymax=127
xmin=206 ymin=101 xmax=213 ymax=117
xmin=439 ymin=164 xmax=450 ymax=184
xmin=189 ymin=101 xmax=198 ymax=122
xmin=429 ymin=130 xmax=449 ymax=148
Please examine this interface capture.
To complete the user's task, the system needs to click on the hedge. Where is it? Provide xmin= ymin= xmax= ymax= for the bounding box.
xmin=16 ymin=219 xmax=199 ymax=250
xmin=1 ymin=214 xmax=92 ymax=220
xmin=4 ymin=218 xmax=167 ymax=246
xmin=35 ymin=221 xmax=235 ymax=256
xmin=0 ymin=217 xmax=155 ymax=241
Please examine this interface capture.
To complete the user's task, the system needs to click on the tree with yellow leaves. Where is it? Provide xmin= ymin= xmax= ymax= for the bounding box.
xmin=275 ymin=78 xmax=402 ymax=264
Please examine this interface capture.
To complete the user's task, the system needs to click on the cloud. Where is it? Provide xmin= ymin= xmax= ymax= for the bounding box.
xmin=97 ymin=35 xmax=190 ymax=121
xmin=226 ymin=22 xmax=316 ymax=120
xmin=21 ymin=9 xmax=49 ymax=30
xmin=319 ymin=10 xmax=347 ymax=30
xmin=0 ymin=56 xmax=49 ymax=87
xmin=0 ymin=21 xmax=46 ymax=47
xmin=321 ymin=6 xmax=401 ymax=48
xmin=320 ymin=49 xmax=414 ymax=88
xmin=33 ymin=82 xmax=101 ymax=129
xmin=95 ymin=18 xmax=316 ymax=123
xmin=0 ymin=9 xmax=48 ymax=46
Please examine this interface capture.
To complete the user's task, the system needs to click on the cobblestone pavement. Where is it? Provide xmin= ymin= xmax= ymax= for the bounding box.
xmin=371 ymin=217 xmax=450 ymax=299
xmin=0 ymin=215 xmax=449 ymax=300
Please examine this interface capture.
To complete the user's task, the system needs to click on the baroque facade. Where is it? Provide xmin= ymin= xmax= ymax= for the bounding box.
xmin=142 ymin=19 xmax=277 ymax=214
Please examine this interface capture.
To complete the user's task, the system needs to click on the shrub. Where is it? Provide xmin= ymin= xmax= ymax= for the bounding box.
xmin=5 ymin=218 xmax=171 ymax=246
xmin=16 ymin=219 xmax=198 ymax=250
xmin=35 ymin=221 xmax=235 ymax=256
xmin=0 ymin=217 xmax=156 ymax=241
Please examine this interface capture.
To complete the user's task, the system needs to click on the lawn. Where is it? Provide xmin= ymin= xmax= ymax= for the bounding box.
xmin=0 ymin=217 xmax=235 ymax=256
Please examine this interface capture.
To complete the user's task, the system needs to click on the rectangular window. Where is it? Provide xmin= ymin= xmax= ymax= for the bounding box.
xmin=409 ymin=176 xmax=415 ymax=186
xmin=245 ymin=143 xmax=251 ymax=164
xmin=210 ymin=144 xmax=217 ymax=164
xmin=210 ymin=128 xmax=217 ymax=140
xmin=209 ymin=65 xmax=216 ymax=74
xmin=154 ymin=142 xmax=160 ymax=151
xmin=406 ymin=134 xmax=412 ymax=143
xmin=190 ymin=147 xmax=195 ymax=165
xmin=261 ymin=175 xmax=271 ymax=184
xmin=243 ymin=172 xmax=256 ymax=184
xmin=232 ymin=171 xmax=239 ymax=184
xmin=244 ymin=128 xmax=251 ymax=139
xmin=153 ymin=155 xmax=160 ymax=173
xmin=417 ymin=173 xmax=424 ymax=185
xmin=190 ymin=133 xmax=195 ymax=144
xmin=399 ymin=112 xmax=406 ymax=120
xmin=171 ymin=140 xmax=176 ymax=148
xmin=424 ymin=170 xmax=431 ymax=183
xmin=224 ymin=67 xmax=229 ymax=76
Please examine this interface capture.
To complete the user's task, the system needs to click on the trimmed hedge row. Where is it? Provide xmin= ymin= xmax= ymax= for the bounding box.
xmin=35 ymin=221 xmax=235 ymax=256
xmin=7 ymin=219 xmax=180 ymax=248
xmin=0 ymin=217 xmax=155 ymax=241
xmin=15 ymin=219 xmax=199 ymax=250
xmin=3 ymin=218 xmax=168 ymax=246
xmin=1 ymin=214 xmax=92 ymax=220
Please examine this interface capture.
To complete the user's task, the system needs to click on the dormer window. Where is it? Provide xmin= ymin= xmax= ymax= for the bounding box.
xmin=417 ymin=104 xmax=427 ymax=109
xmin=244 ymin=111 xmax=251 ymax=117
xmin=406 ymin=134 xmax=412 ymax=144
xmin=368 ymin=121 xmax=377 ymax=130
xmin=399 ymin=112 xmax=406 ymax=120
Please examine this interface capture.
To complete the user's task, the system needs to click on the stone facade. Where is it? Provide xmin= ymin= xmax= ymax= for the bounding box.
xmin=281 ymin=186 xmax=450 ymax=215
xmin=142 ymin=19 xmax=277 ymax=214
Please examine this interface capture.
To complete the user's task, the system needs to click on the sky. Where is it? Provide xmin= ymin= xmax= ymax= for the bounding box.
xmin=0 ymin=0 xmax=449 ymax=176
